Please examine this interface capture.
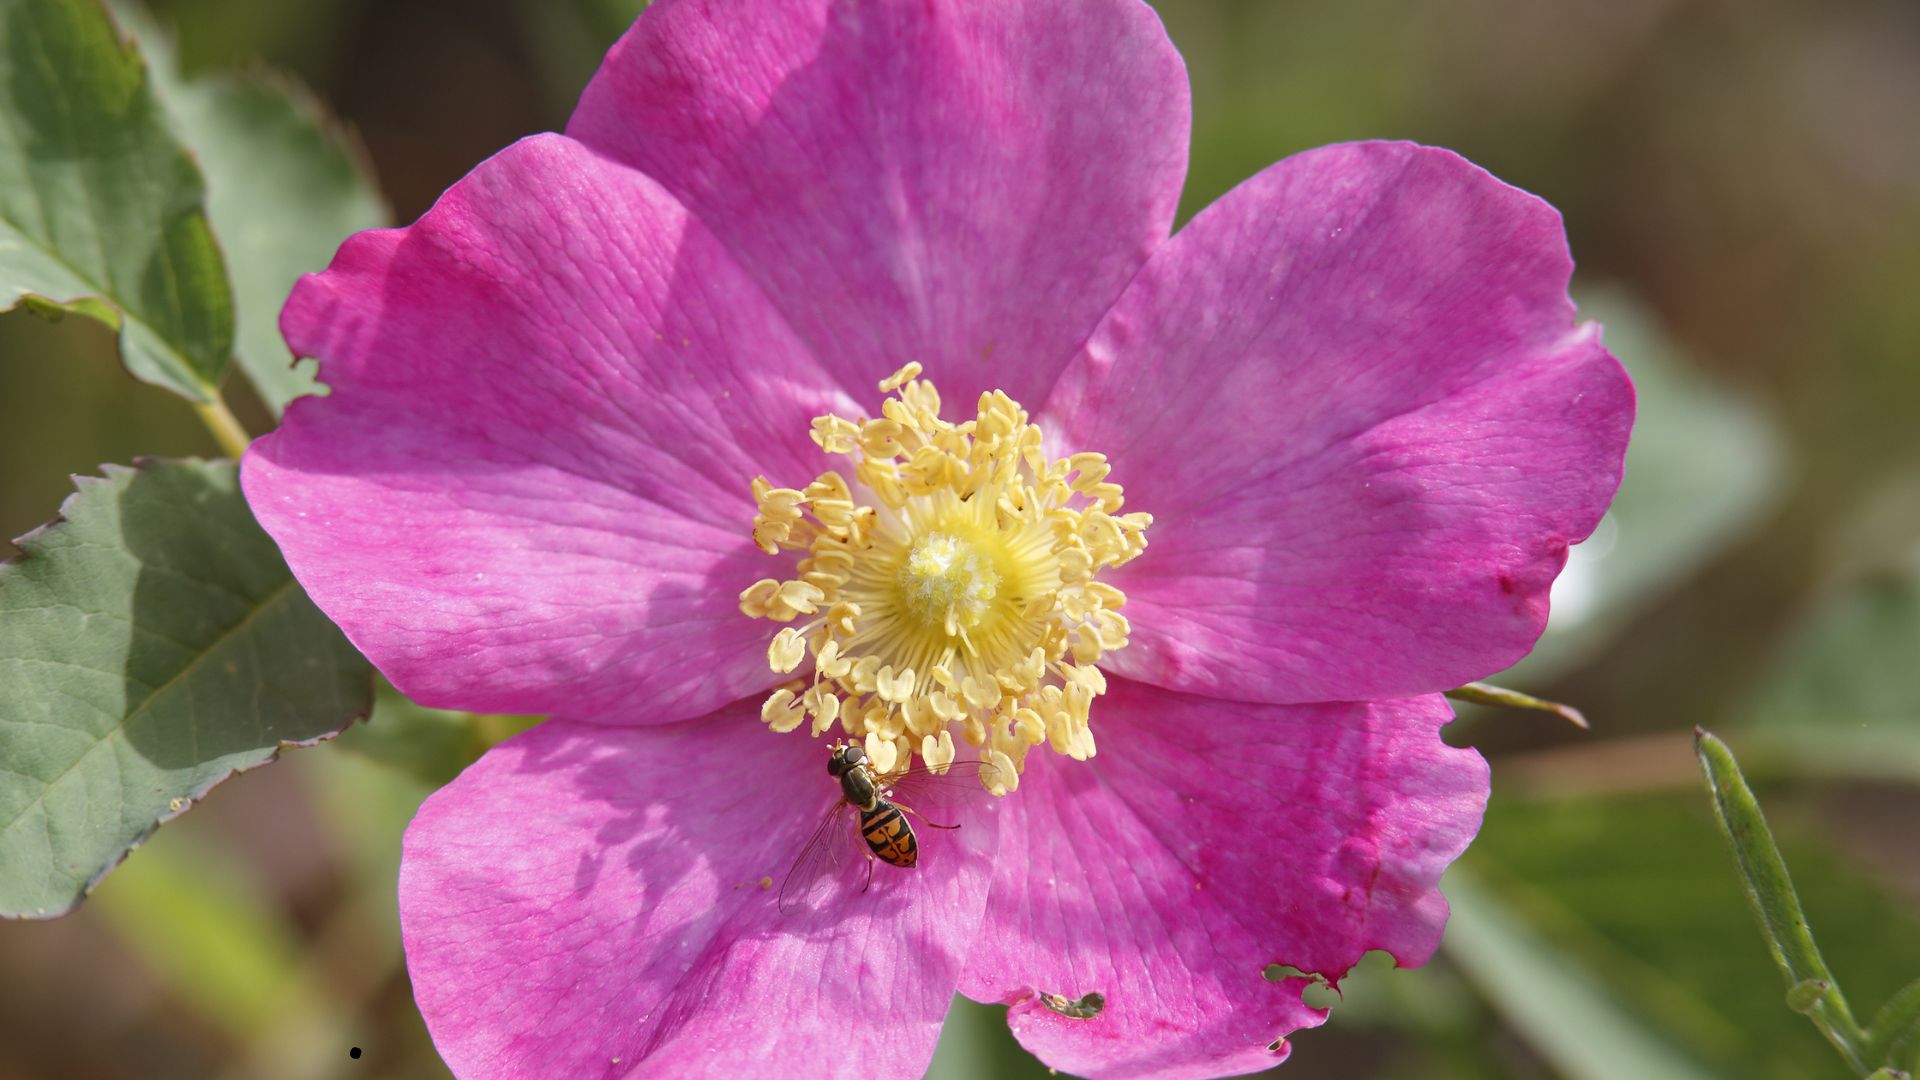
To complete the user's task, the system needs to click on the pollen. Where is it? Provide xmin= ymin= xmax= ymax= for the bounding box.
xmin=739 ymin=364 xmax=1151 ymax=790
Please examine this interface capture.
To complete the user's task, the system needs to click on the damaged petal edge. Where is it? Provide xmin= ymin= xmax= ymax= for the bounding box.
xmin=1263 ymin=962 xmax=1343 ymax=1011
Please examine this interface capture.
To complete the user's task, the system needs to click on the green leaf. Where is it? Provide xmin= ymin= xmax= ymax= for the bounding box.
xmin=0 ymin=459 xmax=370 ymax=918
xmin=0 ymin=0 xmax=234 ymax=401
xmin=1694 ymin=729 xmax=1870 ymax=1069
xmin=1444 ymin=681 xmax=1588 ymax=728
xmin=1744 ymin=555 xmax=1920 ymax=782
xmin=120 ymin=3 xmax=387 ymax=414
xmin=1440 ymin=871 xmax=1717 ymax=1080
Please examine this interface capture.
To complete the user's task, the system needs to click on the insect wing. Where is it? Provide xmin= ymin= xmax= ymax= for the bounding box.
xmin=777 ymin=800 xmax=863 ymax=914
xmin=778 ymin=759 xmax=1002 ymax=914
xmin=875 ymin=759 xmax=1003 ymax=822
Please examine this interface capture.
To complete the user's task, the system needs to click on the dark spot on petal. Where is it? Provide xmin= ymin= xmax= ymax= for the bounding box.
xmin=1497 ymin=573 xmax=1517 ymax=594
xmin=1039 ymin=990 xmax=1106 ymax=1020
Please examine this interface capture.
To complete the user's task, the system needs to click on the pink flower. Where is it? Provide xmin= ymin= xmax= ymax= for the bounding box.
xmin=242 ymin=0 xmax=1632 ymax=1076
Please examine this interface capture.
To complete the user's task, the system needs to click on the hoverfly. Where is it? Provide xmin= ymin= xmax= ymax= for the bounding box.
xmin=777 ymin=742 xmax=1001 ymax=913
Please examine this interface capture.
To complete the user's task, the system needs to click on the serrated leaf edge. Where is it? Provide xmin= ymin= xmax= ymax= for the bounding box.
xmin=1 ymin=457 xmax=370 ymax=920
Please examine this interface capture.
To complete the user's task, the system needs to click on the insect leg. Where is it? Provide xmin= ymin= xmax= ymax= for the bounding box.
xmin=861 ymin=844 xmax=876 ymax=894
xmin=893 ymin=801 xmax=961 ymax=831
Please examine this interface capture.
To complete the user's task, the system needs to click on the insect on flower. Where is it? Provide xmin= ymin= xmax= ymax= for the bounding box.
xmin=779 ymin=742 xmax=1002 ymax=913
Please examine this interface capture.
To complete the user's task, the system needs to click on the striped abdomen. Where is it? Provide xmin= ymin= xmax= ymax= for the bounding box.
xmin=860 ymin=802 xmax=917 ymax=868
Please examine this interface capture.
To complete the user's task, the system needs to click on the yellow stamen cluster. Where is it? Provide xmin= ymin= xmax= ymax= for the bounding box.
xmin=739 ymin=363 xmax=1151 ymax=792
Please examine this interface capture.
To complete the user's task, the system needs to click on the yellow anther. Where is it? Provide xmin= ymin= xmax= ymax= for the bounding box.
xmin=875 ymin=665 xmax=915 ymax=704
xmin=743 ymin=369 xmax=1150 ymax=787
xmin=922 ymin=729 xmax=957 ymax=773
xmin=865 ymin=731 xmax=901 ymax=773
xmin=810 ymin=415 xmax=860 ymax=454
xmin=849 ymin=655 xmax=882 ymax=694
xmin=825 ymin=601 xmax=861 ymax=637
xmin=985 ymin=748 xmax=1018 ymax=795
xmin=960 ymin=675 xmax=1000 ymax=711
xmin=761 ymin=689 xmax=807 ymax=733
xmin=1068 ymin=453 xmax=1111 ymax=490
xmin=869 ymin=704 xmax=907 ymax=742
xmin=1013 ymin=707 xmax=1045 ymax=745
xmin=815 ymin=640 xmax=853 ymax=680
xmin=844 ymin=505 xmax=877 ymax=546
xmin=900 ymin=696 xmax=940 ymax=739
xmin=1013 ymin=648 xmax=1046 ymax=688
xmin=801 ymin=571 xmax=845 ymax=597
xmin=758 ymin=486 xmax=807 ymax=517
xmin=878 ymin=361 xmax=924 ymax=392
xmin=859 ymin=417 xmax=907 ymax=460
xmin=1066 ymin=664 xmax=1107 ymax=695
xmin=768 ymin=628 xmax=807 ymax=673
xmin=802 ymin=471 xmax=850 ymax=503
xmin=900 ymin=378 xmax=941 ymax=422
xmin=1045 ymin=708 xmax=1080 ymax=756
xmin=1058 ymin=545 xmax=1093 ymax=584
xmin=1086 ymin=482 xmax=1125 ymax=512
xmin=775 ymin=580 xmax=824 ymax=612
xmin=804 ymin=686 xmax=840 ymax=735
xmin=738 ymin=578 xmax=780 ymax=617
xmin=751 ymin=520 xmax=791 ymax=555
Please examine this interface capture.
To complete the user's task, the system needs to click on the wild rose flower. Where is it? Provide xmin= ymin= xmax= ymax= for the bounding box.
xmin=242 ymin=0 xmax=1632 ymax=1076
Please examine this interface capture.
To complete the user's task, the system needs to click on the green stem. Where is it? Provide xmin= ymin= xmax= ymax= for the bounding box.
xmin=192 ymin=396 xmax=252 ymax=459
xmin=1695 ymin=728 xmax=1874 ymax=1072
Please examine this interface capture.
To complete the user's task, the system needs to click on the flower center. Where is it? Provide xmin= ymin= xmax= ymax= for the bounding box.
xmin=899 ymin=532 xmax=1000 ymax=630
xmin=739 ymin=363 xmax=1151 ymax=792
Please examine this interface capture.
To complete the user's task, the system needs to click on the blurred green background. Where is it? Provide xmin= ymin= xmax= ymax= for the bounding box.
xmin=2 ymin=0 xmax=1917 ymax=1077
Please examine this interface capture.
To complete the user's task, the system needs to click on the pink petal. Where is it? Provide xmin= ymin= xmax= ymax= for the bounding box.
xmin=1044 ymin=141 xmax=1634 ymax=704
xmin=401 ymin=707 xmax=999 ymax=1078
xmin=959 ymin=680 xmax=1486 ymax=1079
xmin=244 ymin=133 xmax=853 ymax=723
xmin=567 ymin=0 xmax=1190 ymax=409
